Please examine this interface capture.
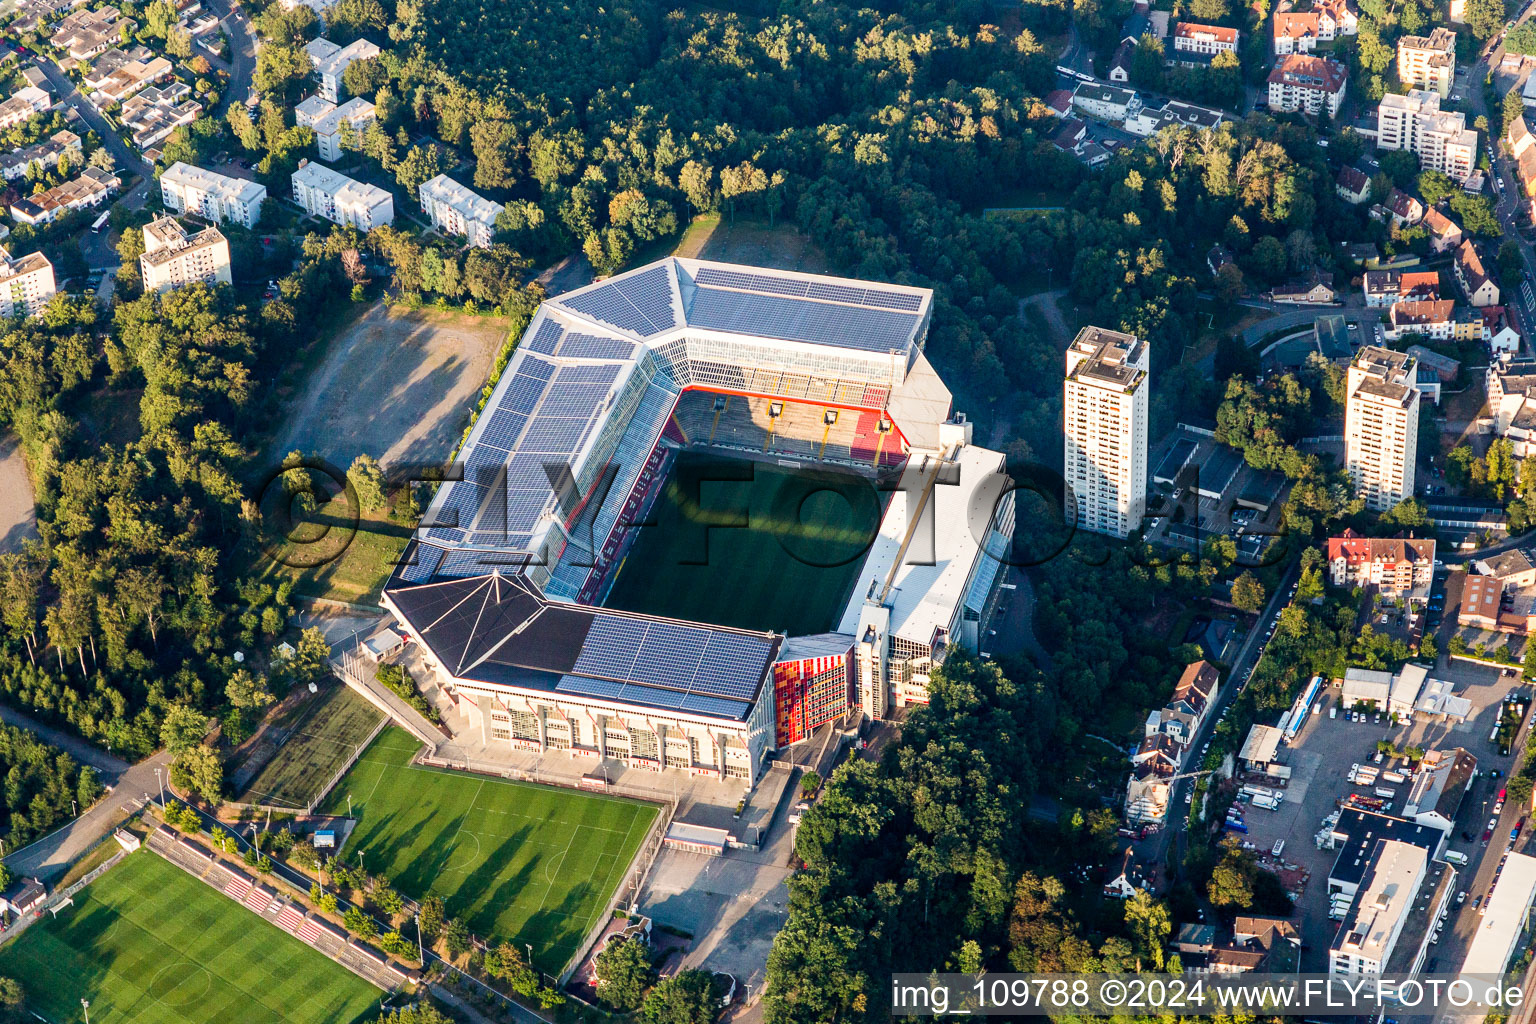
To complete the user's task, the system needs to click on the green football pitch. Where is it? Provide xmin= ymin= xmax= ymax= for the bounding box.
xmin=603 ymin=450 xmax=884 ymax=635
xmin=321 ymin=729 xmax=657 ymax=973
xmin=0 ymin=850 xmax=380 ymax=1024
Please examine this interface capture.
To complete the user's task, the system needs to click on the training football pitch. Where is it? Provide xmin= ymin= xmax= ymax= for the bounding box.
xmin=240 ymin=684 xmax=384 ymax=809
xmin=0 ymin=850 xmax=380 ymax=1024
xmin=321 ymin=729 xmax=658 ymax=972
xmin=603 ymin=451 xmax=883 ymax=635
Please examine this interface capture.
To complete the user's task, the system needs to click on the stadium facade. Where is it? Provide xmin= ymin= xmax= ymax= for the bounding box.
xmin=383 ymin=257 xmax=1014 ymax=783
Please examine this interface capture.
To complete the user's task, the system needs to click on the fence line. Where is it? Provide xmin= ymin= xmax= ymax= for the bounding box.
xmin=306 ymin=714 xmax=391 ymax=815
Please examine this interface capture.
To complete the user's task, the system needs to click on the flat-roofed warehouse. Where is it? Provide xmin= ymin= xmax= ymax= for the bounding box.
xmin=383 ymin=258 xmax=1015 ymax=784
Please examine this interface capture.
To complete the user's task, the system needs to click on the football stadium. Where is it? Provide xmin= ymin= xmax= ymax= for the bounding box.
xmin=384 ymin=257 xmax=1014 ymax=785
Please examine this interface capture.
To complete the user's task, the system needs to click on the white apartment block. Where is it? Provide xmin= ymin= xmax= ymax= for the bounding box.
xmin=0 ymin=248 xmax=55 ymax=319
xmin=291 ymin=160 xmax=394 ymax=231
xmin=1346 ymin=346 xmax=1420 ymax=512
xmin=419 ymin=174 xmax=503 ymax=248
xmin=1329 ymin=839 xmax=1427 ymax=975
xmin=1064 ymin=326 xmax=1149 ymax=539
xmin=1397 ymin=27 xmax=1456 ymax=98
xmin=1377 ymin=90 xmax=1477 ymax=181
xmin=159 ymin=162 xmax=267 ymax=229
xmin=304 ymin=36 xmax=380 ymax=103
xmin=138 ymin=216 xmax=232 ymax=294
xmin=295 ymin=95 xmax=375 ymax=163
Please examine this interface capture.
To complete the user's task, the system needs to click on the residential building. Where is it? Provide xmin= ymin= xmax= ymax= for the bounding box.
xmin=277 ymin=0 xmax=338 ymax=19
xmin=120 ymin=83 xmax=201 ymax=151
xmin=1108 ymin=42 xmax=1133 ymax=82
xmin=1072 ymin=83 xmax=1137 ymax=122
xmin=84 ymin=47 xmax=171 ymax=104
xmin=294 ymin=95 xmax=375 ymax=162
xmin=1406 ymin=345 xmax=1459 ymax=403
xmin=1103 ymin=848 xmax=1149 ymax=899
xmin=159 ymin=162 xmax=267 ymax=228
xmin=1172 ymin=22 xmax=1238 ymax=63
xmin=1509 ymin=116 xmax=1536 ymax=222
xmin=1376 ymin=90 xmax=1477 ymax=182
xmin=1488 ymin=364 xmax=1536 ymax=457
xmin=0 ymin=248 xmax=55 ymax=318
xmin=1273 ymin=9 xmax=1323 ymax=54
xmin=1461 ymin=572 xmax=1504 ymax=629
xmin=8 ymin=166 xmax=119 ymax=226
xmin=1329 ymin=839 xmax=1428 ymax=975
xmin=1487 ymin=307 xmax=1522 ymax=357
xmin=1272 ymin=269 xmax=1335 ymax=304
xmin=0 ymin=86 xmax=50 ymax=130
xmin=1124 ymin=97 xmax=1222 ymax=136
xmin=1397 ymin=27 xmax=1456 ymax=98
xmin=1454 ymin=240 xmax=1500 ymax=307
xmin=419 ymin=174 xmax=503 ymax=248
xmin=1051 ymin=117 xmax=1087 ymax=154
xmin=1422 ymin=208 xmax=1463 ymax=252
xmin=1063 ymin=326 xmax=1149 ymax=539
xmin=49 ymin=7 xmax=129 ymax=60
xmin=138 ymin=215 xmax=231 ymax=293
xmin=304 ymin=36 xmax=380 ymax=103
xmin=1345 ymin=346 xmax=1419 ymax=511
xmin=1402 ymin=747 xmax=1476 ymax=832
xmin=1149 ymin=660 xmax=1220 ymax=748
xmin=291 ymin=160 xmax=394 ymax=231
xmin=1043 ymin=89 xmax=1073 ymax=117
xmin=1373 ymin=188 xmax=1425 ymax=227
xmin=1267 ymin=54 xmax=1348 ymax=116
xmin=1337 ymin=165 xmax=1372 ymax=203
xmin=1326 ymin=529 xmax=1436 ymax=594
xmin=1206 ymin=918 xmax=1301 ymax=974
xmin=1363 ymin=269 xmax=1439 ymax=307
xmin=1207 ymin=243 xmax=1234 ymax=276
xmin=0 ymin=130 xmax=79 ymax=182
xmin=1387 ymin=298 xmax=1454 ymax=340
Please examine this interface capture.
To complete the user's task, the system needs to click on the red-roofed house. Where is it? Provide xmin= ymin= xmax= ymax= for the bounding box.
xmin=1485 ymin=306 xmax=1521 ymax=356
xmin=1387 ymin=298 xmax=1455 ymax=340
xmin=1267 ymin=54 xmax=1348 ymax=116
xmin=1274 ymin=11 xmax=1322 ymax=53
xmin=1327 ymin=529 xmax=1436 ymax=595
xmin=1422 ymin=208 xmax=1462 ymax=253
xmin=1044 ymin=89 xmax=1074 ymax=117
xmin=1337 ymin=165 xmax=1371 ymax=204
xmin=1454 ymin=239 xmax=1500 ymax=307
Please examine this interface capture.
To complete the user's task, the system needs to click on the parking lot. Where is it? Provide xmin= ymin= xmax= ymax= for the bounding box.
xmin=1228 ymin=656 xmax=1527 ymax=971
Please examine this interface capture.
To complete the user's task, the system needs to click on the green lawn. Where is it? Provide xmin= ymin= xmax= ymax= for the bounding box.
xmin=321 ymin=729 xmax=658 ymax=973
xmin=240 ymin=685 xmax=384 ymax=810
xmin=603 ymin=450 xmax=880 ymax=635
xmin=0 ymin=851 xmax=380 ymax=1024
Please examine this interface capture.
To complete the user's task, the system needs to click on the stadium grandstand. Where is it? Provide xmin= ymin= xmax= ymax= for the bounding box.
xmin=384 ymin=257 xmax=1017 ymax=784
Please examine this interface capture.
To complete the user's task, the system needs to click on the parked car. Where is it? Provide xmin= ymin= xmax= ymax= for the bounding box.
xmin=1457 ymin=890 xmax=1467 ymax=904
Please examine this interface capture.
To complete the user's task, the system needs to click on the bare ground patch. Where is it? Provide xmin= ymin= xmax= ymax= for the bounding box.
xmin=0 ymin=434 xmax=38 ymax=554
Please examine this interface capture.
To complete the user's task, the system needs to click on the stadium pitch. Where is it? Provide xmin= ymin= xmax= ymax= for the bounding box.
xmin=602 ymin=450 xmax=886 ymax=635
xmin=0 ymin=850 xmax=380 ymax=1024
xmin=321 ymin=728 xmax=657 ymax=972
xmin=240 ymin=684 xmax=383 ymax=809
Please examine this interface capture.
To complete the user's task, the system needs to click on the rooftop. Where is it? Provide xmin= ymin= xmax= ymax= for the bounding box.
xmin=1065 ymin=326 xmax=1146 ymax=390
xmin=1331 ymin=838 xmax=1427 ymax=964
xmin=1461 ymin=852 xmax=1536 ymax=975
xmin=161 ymin=162 xmax=266 ymax=205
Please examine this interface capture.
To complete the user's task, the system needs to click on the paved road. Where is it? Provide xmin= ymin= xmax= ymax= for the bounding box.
xmin=34 ymin=60 xmax=149 ymax=180
xmin=0 ymin=706 xmax=171 ymax=882
xmin=201 ymin=0 xmax=257 ymax=118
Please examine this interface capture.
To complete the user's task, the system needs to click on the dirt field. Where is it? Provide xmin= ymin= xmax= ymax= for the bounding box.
xmin=674 ymin=213 xmax=830 ymax=273
xmin=0 ymin=433 xmax=38 ymax=553
xmin=271 ymin=302 xmax=510 ymax=472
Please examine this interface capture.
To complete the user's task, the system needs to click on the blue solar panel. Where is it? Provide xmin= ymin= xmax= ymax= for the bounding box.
xmin=678 ymin=692 xmax=751 ymax=718
xmin=522 ymin=356 xmax=557 ymax=381
xmin=861 ymin=288 xmax=924 ymax=312
xmin=526 ymin=319 xmax=563 ymax=354
xmin=556 ymin=675 xmax=625 ymax=700
xmin=627 ymin=635 xmax=708 ymax=689
xmin=562 ymin=283 xmax=655 ymax=336
xmin=688 ymin=288 xmax=919 ymax=353
xmin=504 ymin=372 xmax=553 ymax=416
xmin=519 ymin=417 xmax=590 ymax=453
xmin=504 ymin=489 xmax=549 ymax=532
xmin=463 ymin=444 xmax=511 ymax=482
xmin=614 ymin=265 xmax=676 ymax=333
xmin=691 ymin=631 xmax=773 ymax=699
xmin=547 ymin=383 xmax=613 ymax=409
xmin=426 ymin=481 xmax=487 ymax=530
xmin=555 ymin=364 xmax=621 ymax=384
xmin=620 ymin=682 xmax=685 ymax=708
xmin=559 ymin=334 xmax=634 ymax=360
xmin=399 ymin=544 xmax=444 ymax=582
xmin=437 ymin=547 xmax=509 ymax=577
xmin=573 ymin=616 xmax=647 ymax=678
xmin=477 ymin=409 xmax=529 ymax=452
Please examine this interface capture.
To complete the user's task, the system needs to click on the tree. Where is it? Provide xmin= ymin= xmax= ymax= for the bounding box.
xmin=1465 ymin=0 xmax=1507 ymax=40
xmin=160 ymin=703 xmax=209 ymax=753
xmin=116 ymin=226 xmax=145 ymax=291
xmin=0 ymin=977 xmax=22 ymax=1024
xmin=347 ymin=454 xmax=387 ymax=512
xmin=226 ymin=668 xmax=274 ymax=712
xmin=176 ymin=745 xmax=224 ymax=803
xmin=596 ymin=936 xmax=654 ymax=1011
xmin=1231 ymin=571 xmax=1265 ymax=612
xmin=1506 ymin=89 xmax=1527 ymax=136
xmin=1123 ymin=891 xmax=1171 ymax=969
xmin=375 ymin=1004 xmax=454 ymax=1024
xmin=799 ymin=771 xmax=820 ymax=797
xmin=442 ymin=917 xmax=471 ymax=958
xmin=1208 ymin=839 xmax=1257 ymax=911
xmin=640 ymin=969 xmax=716 ymax=1024
xmin=418 ymin=895 xmax=445 ymax=941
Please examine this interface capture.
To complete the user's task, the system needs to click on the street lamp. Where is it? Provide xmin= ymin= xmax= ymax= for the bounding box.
xmin=153 ymin=767 xmax=164 ymax=808
xmin=81 ymin=999 xmax=89 ymax=1024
